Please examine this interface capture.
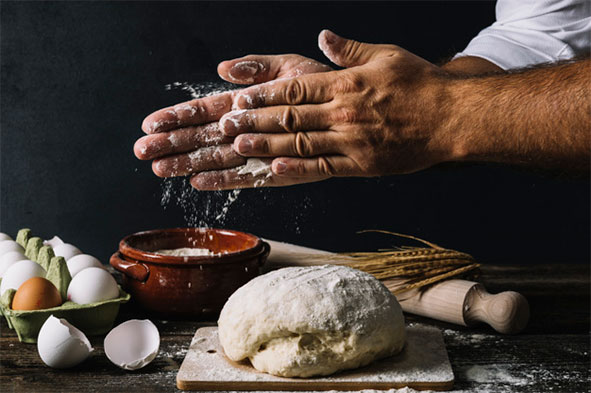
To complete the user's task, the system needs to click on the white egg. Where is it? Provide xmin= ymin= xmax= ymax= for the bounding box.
xmin=52 ymin=243 xmax=82 ymax=261
xmin=0 ymin=233 xmax=11 ymax=241
xmin=0 ymin=259 xmax=46 ymax=295
xmin=67 ymin=267 xmax=119 ymax=304
xmin=66 ymin=254 xmax=105 ymax=278
xmin=104 ymin=320 xmax=160 ymax=370
xmin=37 ymin=315 xmax=93 ymax=368
xmin=43 ymin=235 xmax=64 ymax=248
xmin=0 ymin=240 xmax=24 ymax=257
xmin=0 ymin=250 xmax=26 ymax=277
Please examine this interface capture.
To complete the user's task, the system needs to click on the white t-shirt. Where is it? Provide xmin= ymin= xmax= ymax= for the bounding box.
xmin=454 ymin=0 xmax=591 ymax=70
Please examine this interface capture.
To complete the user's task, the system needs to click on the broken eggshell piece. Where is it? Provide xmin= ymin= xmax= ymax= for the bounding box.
xmin=37 ymin=315 xmax=93 ymax=368
xmin=104 ymin=319 xmax=160 ymax=370
xmin=43 ymin=236 xmax=64 ymax=249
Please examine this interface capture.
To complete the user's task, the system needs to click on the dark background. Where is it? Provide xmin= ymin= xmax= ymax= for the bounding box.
xmin=1 ymin=1 xmax=589 ymax=265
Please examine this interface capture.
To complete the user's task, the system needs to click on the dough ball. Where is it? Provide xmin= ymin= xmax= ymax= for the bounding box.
xmin=218 ymin=265 xmax=405 ymax=378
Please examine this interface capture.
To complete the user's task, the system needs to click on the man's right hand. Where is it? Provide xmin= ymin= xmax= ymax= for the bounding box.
xmin=133 ymin=55 xmax=331 ymax=178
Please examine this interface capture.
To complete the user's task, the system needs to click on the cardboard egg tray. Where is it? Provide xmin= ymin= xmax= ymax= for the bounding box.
xmin=0 ymin=229 xmax=129 ymax=343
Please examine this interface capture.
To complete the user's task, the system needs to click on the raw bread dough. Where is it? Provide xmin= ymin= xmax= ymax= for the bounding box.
xmin=218 ymin=265 xmax=406 ymax=378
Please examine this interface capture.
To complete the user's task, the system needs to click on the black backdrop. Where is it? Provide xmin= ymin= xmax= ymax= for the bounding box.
xmin=1 ymin=1 xmax=589 ymax=265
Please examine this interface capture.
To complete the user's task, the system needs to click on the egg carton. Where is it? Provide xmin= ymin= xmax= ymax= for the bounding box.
xmin=0 ymin=228 xmax=130 ymax=343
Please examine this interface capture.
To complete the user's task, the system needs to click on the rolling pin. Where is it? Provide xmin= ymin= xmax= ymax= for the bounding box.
xmin=263 ymin=239 xmax=530 ymax=334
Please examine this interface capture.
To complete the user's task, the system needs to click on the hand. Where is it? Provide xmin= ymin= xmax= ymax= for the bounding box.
xmin=192 ymin=30 xmax=457 ymax=190
xmin=133 ymin=55 xmax=331 ymax=179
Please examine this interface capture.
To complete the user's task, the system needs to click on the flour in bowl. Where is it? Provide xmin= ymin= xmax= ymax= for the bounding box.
xmin=154 ymin=247 xmax=214 ymax=257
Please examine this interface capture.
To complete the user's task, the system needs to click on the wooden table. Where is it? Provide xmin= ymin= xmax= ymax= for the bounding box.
xmin=1 ymin=264 xmax=589 ymax=392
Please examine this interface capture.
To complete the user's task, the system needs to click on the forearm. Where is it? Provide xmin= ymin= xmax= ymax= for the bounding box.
xmin=441 ymin=59 xmax=591 ymax=170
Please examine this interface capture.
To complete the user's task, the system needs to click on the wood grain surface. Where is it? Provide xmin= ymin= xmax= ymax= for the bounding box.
xmin=1 ymin=264 xmax=589 ymax=393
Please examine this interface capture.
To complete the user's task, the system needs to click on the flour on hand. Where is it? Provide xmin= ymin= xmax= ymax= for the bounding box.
xmin=237 ymin=158 xmax=272 ymax=177
xmin=236 ymin=158 xmax=273 ymax=187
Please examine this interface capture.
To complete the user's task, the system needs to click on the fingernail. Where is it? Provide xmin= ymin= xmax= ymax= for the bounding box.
xmin=323 ymin=29 xmax=338 ymax=45
xmin=237 ymin=138 xmax=252 ymax=154
xmin=229 ymin=61 xmax=263 ymax=83
xmin=220 ymin=110 xmax=246 ymax=135
xmin=235 ymin=92 xmax=256 ymax=109
xmin=274 ymin=161 xmax=287 ymax=174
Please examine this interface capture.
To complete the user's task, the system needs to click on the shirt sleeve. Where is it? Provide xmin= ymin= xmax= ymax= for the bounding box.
xmin=454 ymin=0 xmax=591 ymax=70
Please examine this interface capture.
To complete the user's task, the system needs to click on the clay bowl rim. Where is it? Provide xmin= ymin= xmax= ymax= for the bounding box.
xmin=119 ymin=227 xmax=265 ymax=265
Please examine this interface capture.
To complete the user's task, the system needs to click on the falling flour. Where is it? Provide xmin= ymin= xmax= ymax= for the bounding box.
xmin=158 ymin=81 xmax=309 ymax=232
xmin=160 ymin=81 xmax=243 ymax=226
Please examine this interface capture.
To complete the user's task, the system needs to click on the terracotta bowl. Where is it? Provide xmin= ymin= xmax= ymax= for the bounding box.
xmin=110 ymin=228 xmax=269 ymax=318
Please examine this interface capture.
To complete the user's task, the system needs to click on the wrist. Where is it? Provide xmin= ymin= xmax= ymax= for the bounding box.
xmin=428 ymin=74 xmax=471 ymax=164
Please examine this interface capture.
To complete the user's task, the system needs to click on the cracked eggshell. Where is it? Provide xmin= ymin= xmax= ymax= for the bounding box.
xmin=0 ymin=250 xmax=26 ymax=277
xmin=67 ymin=254 xmax=105 ymax=278
xmin=67 ymin=267 xmax=119 ymax=304
xmin=43 ymin=235 xmax=64 ymax=248
xmin=37 ymin=315 xmax=93 ymax=368
xmin=0 ymin=240 xmax=24 ymax=257
xmin=52 ymin=243 xmax=82 ymax=261
xmin=104 ymin=319 xmax=160 ymax=370
xmin=0 ymin=233 xmax=11 ymax=242
xmin=0 ymin=259 xmax=46 ymax=295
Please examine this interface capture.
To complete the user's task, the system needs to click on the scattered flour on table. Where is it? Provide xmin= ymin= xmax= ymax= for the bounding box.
xmin=464 ymin=365 xmax=528 ymax=385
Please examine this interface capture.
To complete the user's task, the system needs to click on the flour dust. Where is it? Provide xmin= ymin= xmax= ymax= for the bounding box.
xmin=159 ymin=81 xmax=312 ymax=231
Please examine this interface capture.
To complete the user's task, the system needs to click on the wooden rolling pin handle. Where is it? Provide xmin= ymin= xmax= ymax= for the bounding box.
xmin=463 ymin=284 xmax=530 ymax=334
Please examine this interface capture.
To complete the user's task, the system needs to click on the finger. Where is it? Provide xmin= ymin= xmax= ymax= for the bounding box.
xmin=142 ymin=90 xmax=236 ymax=134
xmin=190 ymin=168 xmax=328 ymax=190
xmin=271 ymin=156 xmax=360 ymax=177
xmin=134 ymin=122 xmax=232 ymax=160
xmin=151 ymin=145 xmax=245 ymax=178
xmin=218 ymin=54 xmax=332 ymax=85
xmin=218 ymin=56 xmax=274 ymax=85
xmin=233 ymin=131 xmax=340 ymax=158
xmin=219 ymin=104 xmax=334 ymax=136
xmin=232 ymin=72 xmax=338 ymax=109
xmin=318 ymin=29 xmax=399 ymax=67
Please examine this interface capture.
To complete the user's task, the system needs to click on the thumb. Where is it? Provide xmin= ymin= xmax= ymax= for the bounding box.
xmin=318 ymin=29 xmax=397 ymax=68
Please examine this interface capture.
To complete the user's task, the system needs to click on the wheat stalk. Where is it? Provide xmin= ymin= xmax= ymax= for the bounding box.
xmin=316 ymin=230 xmax=480 ymax=296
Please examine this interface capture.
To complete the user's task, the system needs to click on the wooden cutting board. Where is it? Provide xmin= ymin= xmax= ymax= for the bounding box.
xmin=176 ymin=325 xmax=454 ymax=391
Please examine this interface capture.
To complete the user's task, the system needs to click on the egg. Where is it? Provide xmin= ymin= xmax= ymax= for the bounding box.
xmin=66 ymin=254 xmax=105 ymax=278
xmin=0 ymin=240 xmax=24 ymax=257
xmin=37 ymin=315 xmax=93 ymax=368
xmin=12 ymin=277 xmax=62 ymax=310
xmin=52 ymin=243 xmax=82 ymax=261
xmin=104 ymin=319 xmax=160 ymax=370
xmin=0 ymin=233 xmax=11 ymax=241
xmin=0 ymin=250 xmax=26 ymax=277
xmin=0 ymin=260 xmax=46 ymax=295
xmin=67 ymin=267 xmax=119 ymax=304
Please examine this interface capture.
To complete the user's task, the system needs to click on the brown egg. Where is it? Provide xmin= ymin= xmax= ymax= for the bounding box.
xmin=12 ymin=277 xmax=62 ymax=310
